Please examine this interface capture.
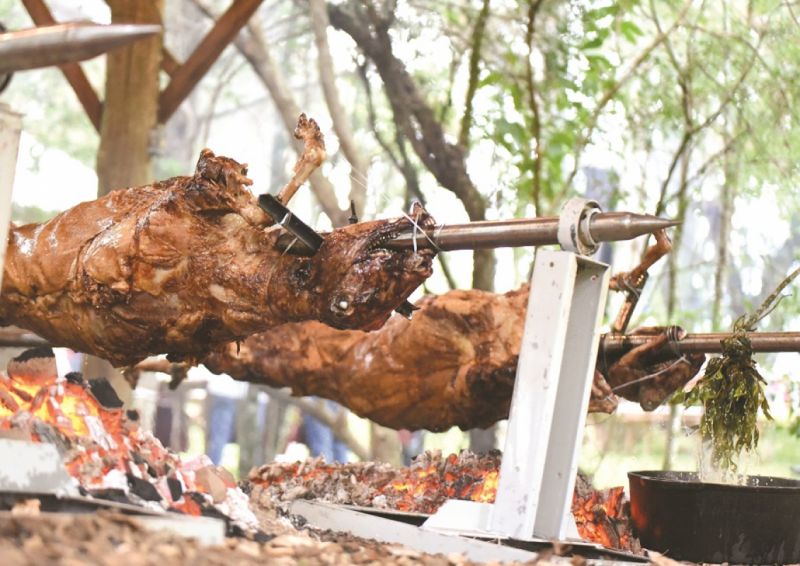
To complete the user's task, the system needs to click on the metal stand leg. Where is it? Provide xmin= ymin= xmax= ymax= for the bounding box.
xmin=489 ymin=250 xmax=609 ymax=540
xmin=422 ymin=249 xmax=610 ymax=543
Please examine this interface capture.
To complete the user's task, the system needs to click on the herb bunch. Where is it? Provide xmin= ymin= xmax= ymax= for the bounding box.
xmin=682 ymin=265 xmax=800 ymax=474
xmin=683 ymin=323 xmax=772 ymax=473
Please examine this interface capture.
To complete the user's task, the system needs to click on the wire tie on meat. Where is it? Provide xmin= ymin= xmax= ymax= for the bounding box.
xmin=400 ymin=211 xmax=440 ymax=253
xmin=281 ymin=237 xmax=299 ymax=257
xmin=434 ymin=223 xmax=445 ymax=247
xmin=610 ymin=356 xmax=689 ymax=392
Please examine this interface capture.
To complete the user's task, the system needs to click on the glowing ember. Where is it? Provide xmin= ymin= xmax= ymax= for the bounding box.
xmin=0 ymin=348 xmax=258 ymax=532
xmin=251 ymin=451 xmax=638 ymax=552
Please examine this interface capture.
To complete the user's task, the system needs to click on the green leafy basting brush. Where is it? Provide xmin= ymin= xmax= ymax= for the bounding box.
xmin=682 ymin=266 xmax=800 ymax=475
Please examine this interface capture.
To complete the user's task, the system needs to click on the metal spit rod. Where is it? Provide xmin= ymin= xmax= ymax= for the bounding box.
xmin=276 ymin=211 xmax=680 ymax=255
xmin=384 ymin=212 xmax=679 ymax=252
xmin=600 ymin=331 xmax=800 ymax=355
xmin=2 ymin=330 xmax=799 ymax=355
xmin=0 ymin=22 xmax=161 ymax=75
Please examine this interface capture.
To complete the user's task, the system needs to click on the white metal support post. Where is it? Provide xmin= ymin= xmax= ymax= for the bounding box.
xmin=0 ymin=103 xmax=21 ymax=290
xmin=488 ymin=250 xmax=609 ymax=540
xmin=422 ymin=198 xmax=612 ymax=547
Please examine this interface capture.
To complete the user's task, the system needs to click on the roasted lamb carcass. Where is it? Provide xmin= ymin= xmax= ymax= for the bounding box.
xmin=202 ymin=286 xmax=705 ymax=431
xmin=0 ymin=150 xmax=436 ymax=366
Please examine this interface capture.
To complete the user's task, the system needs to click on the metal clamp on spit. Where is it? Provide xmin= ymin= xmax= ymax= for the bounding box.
xmin=556 ymin=197 xmax=601 ymax=256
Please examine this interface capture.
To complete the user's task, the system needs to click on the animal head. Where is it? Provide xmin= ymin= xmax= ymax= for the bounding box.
xmin=302 ymin=203 xmax=436 ymax=331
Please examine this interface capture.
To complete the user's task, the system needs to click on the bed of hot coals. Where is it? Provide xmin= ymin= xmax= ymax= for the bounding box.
xmin=0 ymin=346 xmax=639 ymax=562
xmin=0 ymin=348 xmax=258 ymax=535
xmin=249 ymin=450 xmax=640 ymax=553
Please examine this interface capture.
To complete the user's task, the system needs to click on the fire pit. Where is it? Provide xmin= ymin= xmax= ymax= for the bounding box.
xmin=0 ymin=348 xmax=261 ymax=538
xmin=628 ymin=470 xmax=800 ymax=564
xmin=251 ymin=452 xmax=639 ymax=553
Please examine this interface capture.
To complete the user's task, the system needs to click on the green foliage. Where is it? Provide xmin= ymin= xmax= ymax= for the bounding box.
xmin=789 ymin=416 xmax=800 ymax=438
xmin=680 ymin=330 xmax=772 ymax=474
xmin=679 ymin=264 xmax=800 ymax=475
xmin=468 ymin=0 xmax=647 ymax=213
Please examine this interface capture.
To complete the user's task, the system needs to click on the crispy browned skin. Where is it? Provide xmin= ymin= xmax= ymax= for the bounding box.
xmin=203 ymin=286 xmax=704 ymax=431
xmin=0 ymin=150 xmax=435 ymax=366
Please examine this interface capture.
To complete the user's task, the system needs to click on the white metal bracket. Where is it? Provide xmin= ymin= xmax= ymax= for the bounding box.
xmin=422 ymin=248 xmax=610 ymax=543
xmin=489 ymin=250 xmax=610 ymax=539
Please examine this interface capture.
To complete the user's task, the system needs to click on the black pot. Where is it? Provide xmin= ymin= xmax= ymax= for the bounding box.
xmin=628 ymin=470 xmax=800 ymax=564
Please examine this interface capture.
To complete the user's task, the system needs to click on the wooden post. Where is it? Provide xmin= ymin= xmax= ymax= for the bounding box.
xmin=89 ymin=1 xmax=163 ymax=401
xmin=96 ymin=0 xmax=163 ymax=195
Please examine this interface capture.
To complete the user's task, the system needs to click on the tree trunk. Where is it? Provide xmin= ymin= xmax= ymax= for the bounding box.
xmin=89 ymin=0 xmax=163 ymax=392
xmin=262 ymin=393 xmax=289 ymax=462
xmin=96 ymin=0 xmax=163 ymax=195
xmin=469 ymin=428 xmax=496 ymax=454
xmin=370 ymin=423 xmax=403 ymax=465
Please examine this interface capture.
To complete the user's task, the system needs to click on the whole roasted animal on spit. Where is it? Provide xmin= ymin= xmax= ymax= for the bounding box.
xmin=202 ymin=285 xmax=706 ymax=431
xmin=0 ymin=117 xmax=436 ymax=366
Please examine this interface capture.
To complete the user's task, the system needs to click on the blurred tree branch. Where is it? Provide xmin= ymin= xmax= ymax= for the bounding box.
xmin=458 ymin=0 xmax=491 ymax=149
xmin=557 ymin=0 xmax=693 ymax=202
xmin=329 ymin=0 xmax=495 ymax=290
xmin=308 ymin=0 xmax=369 ymax=215
xmin=524 ymin=0 xmax=544 ymax=214
xmin=191 ymin=0 xmax=350 ymax=226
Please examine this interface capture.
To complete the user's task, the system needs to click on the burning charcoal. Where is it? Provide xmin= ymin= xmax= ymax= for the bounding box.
xmin=64 ymin=372 xmax=86 ymax=386
xmin=126 ymin=473 xmax=162 ymax=502
xmin=187 ymin=492 xmax=227 ymax=520
xmin=8 ymin=348 xmax=57 ymax=384
xmin=167 ymin=476 xmax=183 ymax=501
xmin=87 ymin=378 xmax=123 ymax=409
xmin=196 ymin=466 xmax=232 ymax=504
xmin=0 ymin=388 xmax=19 ymax=412
xmin=0 ymin=351 xmax=262 ymax=537
xmin=31 ymin=420 xmax=70 ymax=455
xmin=251 ymin=531 xmax=276 ymax=544
xmin=8 ymin=411 xmax=34 ymax=432
xmin=249 ymin=450 xmax=641 ymax=553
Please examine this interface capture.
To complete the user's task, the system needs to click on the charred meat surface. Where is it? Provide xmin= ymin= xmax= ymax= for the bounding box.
xmin=204 ymin=286 xmax=703 ymax=431
xmin=0 ymin=150 xmax=435 ymax=366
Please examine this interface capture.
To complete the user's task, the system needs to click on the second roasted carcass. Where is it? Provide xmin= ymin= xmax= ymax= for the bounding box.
xmin=0 ymin=150 xmax=436 ymax=366
xmin=203 ymin=286 xmax=706 ymax=431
